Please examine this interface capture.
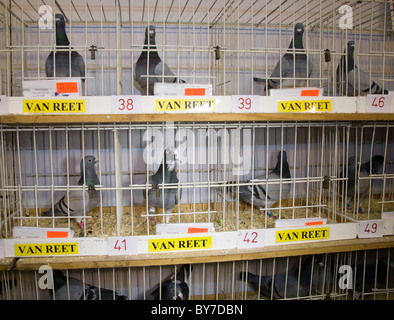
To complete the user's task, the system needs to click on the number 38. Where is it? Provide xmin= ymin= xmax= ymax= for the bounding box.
xmin=118 ymin=98 xmax=134 ymax=111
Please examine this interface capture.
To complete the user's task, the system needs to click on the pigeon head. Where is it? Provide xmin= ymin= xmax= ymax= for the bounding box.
xmin=55 ymin=14 xmax=70 ymax=46
xmin=164 ymin=147 xmax=179 ymax=172
xmin=295 ymin=22 xmax=304 ymax=34
xmin=273 ymin=150 xmax=291 ymax=178
xmin=145 ymin=25 xmax=157 ymax=46
xmin=346 ymin=41 xmax=355 ymax=67
xmin=162 ymin=281 xmax=184 ymax=300
xmin=347 ymin=41 xmax=355 ymax=52
xmin=81 ymin=155 xmax=97 ymax=170
xmin=348 ymin=156 xmax=356 ymax=167
xmin=79 ymin=155 xmax=99 ymax=187
xmin=290 ymin=23 xmax=305 ymax=50
xmin=55 ymin=14 xmax=66 ymax=28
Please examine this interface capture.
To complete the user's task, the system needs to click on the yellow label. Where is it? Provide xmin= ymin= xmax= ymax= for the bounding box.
xmin=148 ymin=236 xmax=212 ymax=252
xmin=23 ymin=99 xmax=86 ymax=113
xmin=278 ymin=100 xmax=331 ymax=112
xmin=276 ymin=227 xmax=329 ymax=243
xmin=15 ymin=242 xmax=78 ymax=256
xmin=154 ymin=98 xmax=215 ymax=112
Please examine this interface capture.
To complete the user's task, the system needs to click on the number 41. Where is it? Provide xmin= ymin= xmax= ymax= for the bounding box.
xmin=114 ymin=239 xmax=127 ymax=251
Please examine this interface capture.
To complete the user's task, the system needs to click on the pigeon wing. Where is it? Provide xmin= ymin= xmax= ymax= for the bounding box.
xmin=154 ymin=61 xmax=177 ymax=83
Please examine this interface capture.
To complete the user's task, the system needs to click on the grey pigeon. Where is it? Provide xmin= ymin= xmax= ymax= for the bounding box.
xmin=341 ymin=155 xmax=384 ymax=212
xmin=352 ymin=257 xmax=394 ymax=294
xmin=143 ymin=147 xmax=181 ymax=223
xmin=45 ymin=14 xmax=85 ymax=83
xmin=240 ymin=255 xmax=323 ymax=299
xmin=51 ymin=270 xmax=126 ymax=300
xmin=324 ymin=256 xmax=394 ymax=298
xmin=148 ymin=265 xmax=192 ymax=300
xmin=228 ymin=151 xmax=291 ymax=217
xmin=133 ymin=25 xmax=185 ymax=95
xmin=254 ymin=23 xmax=313 ymax=91
xmin=42 ymin=155 xmax=100 ymax=229
xmin=336 ymin=41 xmax=388 ymax=96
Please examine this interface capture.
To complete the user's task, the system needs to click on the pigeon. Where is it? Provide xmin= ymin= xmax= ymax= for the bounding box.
xmin=341 ymin=155 xmax=384 ymax=212
xmin=352 ymin=257 xmax=394 ymax=294
xmin=228 ymin=151 xmax=291 ymax=218
xmin=148 ymin=265 xmax=192 ymax=300
xmin=45 ymin=14 xmax=85 ymax=83
xmin=42 ymin=155 xmax=100 ymax=229
xmin=335 ymin=41 xmax=388 ymax=96
xmin=254 ymin=23 xmax=313 ymax=91
xmin=51 ymin=270 xmax=127 ymax=300
xmin=133 ymin=25 xmax=185 ymax=95
xmin=143 ymin=147 xmax=181 ymax=223
xmin=240 ymin=255 xmax=323 ymax=299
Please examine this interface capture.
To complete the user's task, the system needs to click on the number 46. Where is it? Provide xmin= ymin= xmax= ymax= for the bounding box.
xmin=372 ymin=97 xmax=385 ymax=108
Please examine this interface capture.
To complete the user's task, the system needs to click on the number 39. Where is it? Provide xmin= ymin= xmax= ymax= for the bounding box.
xmin=238 ymin=97 xmax=252 ymax=110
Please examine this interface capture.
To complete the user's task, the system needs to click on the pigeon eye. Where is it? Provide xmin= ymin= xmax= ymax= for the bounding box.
xmin=88 ymin=159 xmax=92 ymax=163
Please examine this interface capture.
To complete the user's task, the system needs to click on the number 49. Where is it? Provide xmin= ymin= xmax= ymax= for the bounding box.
xmin=364 ymin=223 xmax=378 ymax=234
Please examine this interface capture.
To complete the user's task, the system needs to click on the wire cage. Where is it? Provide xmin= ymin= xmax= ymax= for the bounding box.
xmin=2 ymin=247 xmax=393 ymax=300
xmin=0 ymin=0 xmax=393 ymax=96
xmin=0 ymin=1 xmax=394 ymax=303
xmin=1 ymin=120 xmax=393 ymax=238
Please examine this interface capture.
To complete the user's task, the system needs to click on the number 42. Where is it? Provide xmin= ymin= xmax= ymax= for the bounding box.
xmin=243 ymin=231 xmax=258 ymax=243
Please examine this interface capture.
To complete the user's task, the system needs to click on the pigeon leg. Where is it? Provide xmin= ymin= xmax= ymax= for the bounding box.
xmin=165 ymin=209 xmax=173 ymax=224
xmin=259 ymin=207 xmax=277 ymax=220
xmin=76 ymin=218 xmax=93 ymax=230
xmin=149 ymin=207 xmax=156 ymax=224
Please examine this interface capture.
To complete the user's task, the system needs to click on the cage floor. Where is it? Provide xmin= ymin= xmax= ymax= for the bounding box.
xmin=14 ymin=195 xmax=393 ymax=238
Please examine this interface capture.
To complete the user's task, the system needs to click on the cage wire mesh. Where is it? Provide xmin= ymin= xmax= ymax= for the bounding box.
xmin=1 ymin=247 xmax=392 ymax=300
xmin=0 ymin=0 xmax=393 ymax=96
xmin=0 ymin=120 xmax=393 ymax=238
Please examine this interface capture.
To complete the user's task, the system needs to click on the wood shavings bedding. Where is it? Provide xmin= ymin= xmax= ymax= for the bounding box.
xmin=15 ymin=195 xmax=394 ymax=237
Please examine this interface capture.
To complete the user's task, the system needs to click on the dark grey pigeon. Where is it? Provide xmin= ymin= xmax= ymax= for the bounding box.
xmin=324 ymin=257 xmax=394 ymax=299
xmin=336 ymin=41 xmax=388 ymax=96
xmin=45 ymin=14 xmax=85 ymax=83
xmin=254 ymin=23 xmax=313 ymax=91
xmin=51 ymin=270 xmax=126 ymax=300
xmin=352 ymin=257 xmax=394 ymax=294
xmin=143 ymin=147 xmax=181 ymax=223
xmin=133 ymin=25 xmax=185 ymax=95
xmin=42 ymin=155 xmax=100 ymax=229
xmin=341 ymin=155 xmax=384 ymax=212
xmin=148 ymin=265 xmax=192 ymax=300
xmin=228 ymin=151 xmax=291 ymax=217
xmin=240 ymin=255 xmax=323 ymax=299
